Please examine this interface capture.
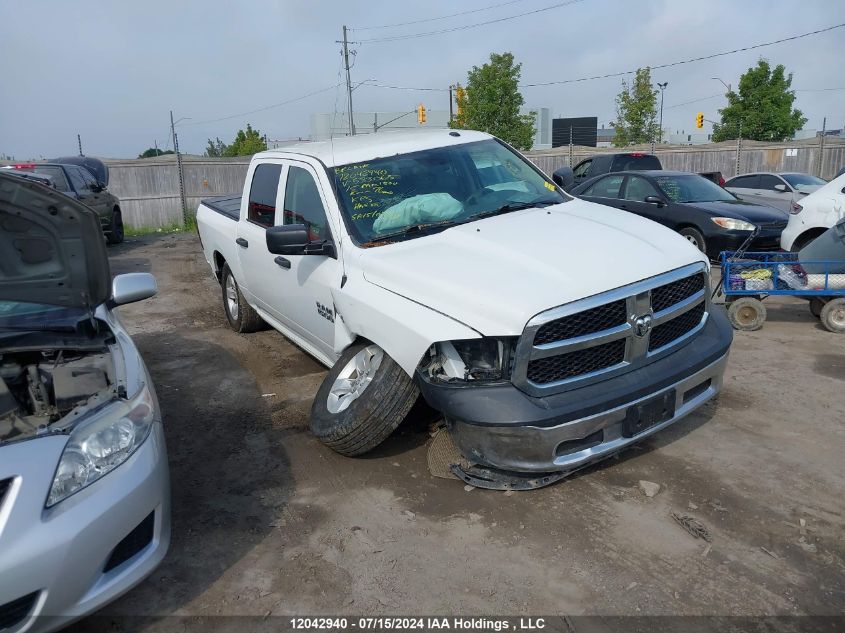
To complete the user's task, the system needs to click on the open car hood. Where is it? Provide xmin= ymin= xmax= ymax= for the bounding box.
xmin=0 ymin=172 xmax=111 ymax=309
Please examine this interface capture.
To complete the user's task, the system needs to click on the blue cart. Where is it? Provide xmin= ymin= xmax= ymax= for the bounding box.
xmin=718 ymin=251 xmax=845 ymax=332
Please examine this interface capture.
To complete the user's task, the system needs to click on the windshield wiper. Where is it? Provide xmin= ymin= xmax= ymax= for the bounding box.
xmin=467 ymin=198 xmax=559 ymax=222
xmin=366 ymin=219 xmax=462 ymax=244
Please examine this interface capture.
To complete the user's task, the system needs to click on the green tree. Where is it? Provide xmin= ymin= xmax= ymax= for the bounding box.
xmin=612 ymin=68 xmax=659 ymax=146
xmin=223 ymin=124 xmax=267 ymax=157
xmin=138 ymin=148 xmax=174 ymax=158
xmin=450 ymin=52 xmax=536 ymax=151
xmin=712 ymin=59 xmax=806 ymax=142
xmin=204 ymin=137 xmax=229 ymax=157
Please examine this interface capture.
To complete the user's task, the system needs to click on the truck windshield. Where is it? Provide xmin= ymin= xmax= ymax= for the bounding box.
xmin=330 ymin=139 xmax=566 ymax=244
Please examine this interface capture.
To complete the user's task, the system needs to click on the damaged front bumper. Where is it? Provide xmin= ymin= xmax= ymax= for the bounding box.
xmin=417 ymin=307 xmax=732 ymax=476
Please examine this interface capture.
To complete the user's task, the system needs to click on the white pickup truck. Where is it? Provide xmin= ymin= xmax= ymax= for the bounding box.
xmin=196 ymin=130 xmax=732 ymax=488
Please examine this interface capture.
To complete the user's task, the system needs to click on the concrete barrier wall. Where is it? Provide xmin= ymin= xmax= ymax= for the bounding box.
xmin=103 ymin=138 xmax=844 ymax=229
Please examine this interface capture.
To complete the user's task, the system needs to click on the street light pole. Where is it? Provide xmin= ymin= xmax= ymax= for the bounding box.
xmin=657 ymin=82 xmax=668 ymax=144
xmin=711 ymin=77 xmax=731 ymax=94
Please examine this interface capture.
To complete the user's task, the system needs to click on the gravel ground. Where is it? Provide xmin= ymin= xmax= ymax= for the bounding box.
xmin=70 ymin=232 xmax=844 ymax=630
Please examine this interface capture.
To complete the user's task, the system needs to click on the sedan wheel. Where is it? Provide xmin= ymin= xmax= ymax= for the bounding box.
xmin=679 ymin=227 xmax=707 ymax=254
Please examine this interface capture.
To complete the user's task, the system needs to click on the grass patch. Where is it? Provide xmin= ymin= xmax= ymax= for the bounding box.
xmin=126 ymin=214 xmax=197 ymax=237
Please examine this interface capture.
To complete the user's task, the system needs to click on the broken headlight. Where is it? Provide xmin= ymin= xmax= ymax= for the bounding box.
xmin=424 ymin=338 xmax=516 ymax=382
xmin=46 ymin=384 xmax=157 ymax=507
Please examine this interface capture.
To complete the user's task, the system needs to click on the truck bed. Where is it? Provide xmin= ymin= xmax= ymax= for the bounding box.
xmin=202 ymin=195 xmax=241 ymax=220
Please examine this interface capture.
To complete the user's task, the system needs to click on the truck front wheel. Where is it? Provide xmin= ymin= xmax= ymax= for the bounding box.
xmin=311 ymin=342 xmax=419 ymax=456
xmin=221 ymin=264 xmax=264 ymax=333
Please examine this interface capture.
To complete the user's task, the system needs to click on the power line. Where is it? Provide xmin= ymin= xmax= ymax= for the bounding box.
xmin=357 ymin=0 xmax=587 ymax=43
xmin=520 ymin=23 xmax=845 ymax=87
xmin=181 ymin=84 xmax=342 ymax=127
xmin=664 ymin=94 xmax=724 ymax=109
xmin=795 ymin=87 xmax=845 ymax=92
xmin=367 ymin=82 xmax=450 ymax=92
xmin=351 ymin=0 xmax=527 ymax=30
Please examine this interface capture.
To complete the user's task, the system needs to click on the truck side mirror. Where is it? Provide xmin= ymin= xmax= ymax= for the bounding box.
xmin=552 ymin=166 xmax=575 ymax=190
xmin=266 ymin=224 xmax=336 ymax=258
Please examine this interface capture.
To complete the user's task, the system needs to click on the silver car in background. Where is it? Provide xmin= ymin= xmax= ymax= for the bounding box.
xmin=0 ymin=172 xmax=170 ymax=633
xmin=725 ymin=172 xmax=827 ymax=214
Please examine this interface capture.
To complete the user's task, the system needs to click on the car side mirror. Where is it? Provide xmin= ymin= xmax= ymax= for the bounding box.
xmin=644 ymin=195 xmax=665 ymax=207
xmin=774 ymin=183 xmax=788 ymax=192
xmin=111 ymin=273 xmax=157 ymax=306
xmin=266 ymin=224 xmax=336 ymax=258
xmin=553 ymin=166 xmax=575 ymax=191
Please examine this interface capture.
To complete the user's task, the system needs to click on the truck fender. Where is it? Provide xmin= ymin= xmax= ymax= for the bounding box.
xmin=331 ymin=278 xmax=481 ymax=376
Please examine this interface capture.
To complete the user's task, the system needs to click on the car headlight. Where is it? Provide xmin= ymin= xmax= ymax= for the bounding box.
xmin=422 ymin=337 xmax=516 ymax=382
xmin=711 ymin=217 xmax=756 ymax=231
xmin=47 ymin=384 xmax=156 ymax=507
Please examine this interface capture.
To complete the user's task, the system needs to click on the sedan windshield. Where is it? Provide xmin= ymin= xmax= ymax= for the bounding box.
xmin=782 ymin=173 xmax=827 ymax=191
xmin=655 ymin=174 xmax=736 ymax=203
xmin=0 ymin=301 xmax=87 ymax=331
xmin=330 ymin=139 xmax=566 ymax=243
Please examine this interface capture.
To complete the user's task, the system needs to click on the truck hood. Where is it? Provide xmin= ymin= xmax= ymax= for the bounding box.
xmin=0 ymin=172 xmax=111 ymax=309
xmin=360 ymin=200 xmax=706 ymax=335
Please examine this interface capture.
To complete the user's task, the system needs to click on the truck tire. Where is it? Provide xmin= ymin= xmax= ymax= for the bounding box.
xmin=679 ymin=227 xmax=706 ymax=254
xmin=820 ymin=298 xmax=845 ymax=333
xmin=106 ymin=209 xmax=124 ymax=244
xmin=311 ymin=342 xmax=419 ymax=456
xmin=221 ymin=263 xmax=264 ymax=333
xmin=727 ymin=297 xmax=766 ymax=331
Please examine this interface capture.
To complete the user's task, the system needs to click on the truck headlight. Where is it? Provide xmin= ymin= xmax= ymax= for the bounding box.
xmin=423 ymin=338 xmax=516 ymax=382
xmin=47 ymin=384 xmax=156 ymax=507
xmin=711 ymin=217 xmax=756 ymax=231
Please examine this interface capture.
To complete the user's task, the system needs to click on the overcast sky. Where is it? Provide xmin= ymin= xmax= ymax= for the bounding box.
xmin=2 ymin=0 xmax=844 ymax=159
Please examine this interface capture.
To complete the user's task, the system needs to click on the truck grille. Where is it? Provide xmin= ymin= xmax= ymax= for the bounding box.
xmin=514 ymin=264 xmax=709 ymax=396
xmin=534 ymin=300 xmax=627 ymax=345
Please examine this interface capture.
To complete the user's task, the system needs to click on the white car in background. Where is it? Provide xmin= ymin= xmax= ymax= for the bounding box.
xmin=781 ymin=173 xmax=845 ymax=251
xmin=725 ymin=172 xmax=827 ymax=215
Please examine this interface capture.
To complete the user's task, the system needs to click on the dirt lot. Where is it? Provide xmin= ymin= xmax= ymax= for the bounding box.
xmin=72 ymin=232 xmax=844 ymax=628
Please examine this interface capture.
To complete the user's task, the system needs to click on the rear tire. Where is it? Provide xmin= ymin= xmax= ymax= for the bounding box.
xmin=311 ymin=342 xmax=419 ymax=456
xmin=221 ymin=264 xmax=263 ymax=333
xmin=727 ymin=297 xmax=767 ymax=331
xmin=820 ymin=298 xmax=845 ymax=333
xmin=106 ymin=209 xmax=124 ymax=244
xmin=679 ymin=227 xmax=707 ymax=255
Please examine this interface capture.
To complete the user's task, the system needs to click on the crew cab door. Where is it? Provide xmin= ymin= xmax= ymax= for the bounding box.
xmin=267 ymin=162 xmax=340 ymax=358
xmin=235 ymin=161 xmax=294 ymax=324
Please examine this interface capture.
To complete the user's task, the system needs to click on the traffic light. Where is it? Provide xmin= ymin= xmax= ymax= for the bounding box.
xmin=695 ymin=112 xmax=704 ymax=129
xmin=417 ymin=104 xmax=427 ymax=124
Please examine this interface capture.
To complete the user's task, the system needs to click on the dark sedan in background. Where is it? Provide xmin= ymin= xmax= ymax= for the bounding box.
xmin=570 ymin=170 xmax=788 ymax=260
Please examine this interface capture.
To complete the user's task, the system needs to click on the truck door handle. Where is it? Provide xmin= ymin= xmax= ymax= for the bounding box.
xmin=235 ymin=237 xmax=248 ymax=248
xmin=274 ymin=256 xmax=291 ymax=269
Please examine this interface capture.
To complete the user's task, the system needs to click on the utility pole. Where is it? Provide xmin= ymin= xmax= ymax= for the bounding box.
xmin=170 ymin=110 xmax=188 ymax=225
xmin=449 ymin=85 xmax=454 ymax=121
xmin=657 ymin=82 xmax=668 ymax=144
xmin=818 ymin=117 xmax=826 ymax=178
xmin=341 ymin=25 xmax=356 ymax=136
xmin=373 ymin=113 xmax=378 ymax=133
xmin=77 ymin=134 xmax=83 ymax=156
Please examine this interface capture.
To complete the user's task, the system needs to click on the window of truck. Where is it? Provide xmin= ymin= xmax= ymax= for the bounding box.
xmin=283 ymin=166 xmax=331 ymax=242
xmin=248 ymin=163 xmax=282 ymax=228
xmin=331 ymin=139 xmax=565 ymax=244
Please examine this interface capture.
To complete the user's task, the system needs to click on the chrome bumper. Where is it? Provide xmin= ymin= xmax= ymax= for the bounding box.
xmin=447 ymin=352 xmax=728 ymax=473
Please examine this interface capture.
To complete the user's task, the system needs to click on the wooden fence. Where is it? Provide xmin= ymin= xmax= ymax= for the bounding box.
xmin=101 ymin=137 xmax=844 ymax=229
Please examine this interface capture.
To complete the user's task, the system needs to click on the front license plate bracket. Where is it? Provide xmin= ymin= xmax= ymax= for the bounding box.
xmin=623 ymin=390 xmax=675 ymax=438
